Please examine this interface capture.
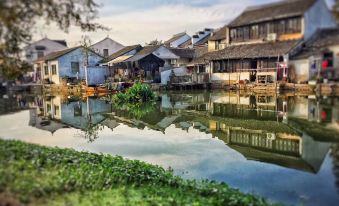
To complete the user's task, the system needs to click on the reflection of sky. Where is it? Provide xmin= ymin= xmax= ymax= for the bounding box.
xmin=0 ymin=110 xmax=339 ymax=206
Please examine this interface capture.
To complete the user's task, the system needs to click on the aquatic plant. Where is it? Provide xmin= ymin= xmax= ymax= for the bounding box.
xmin=112 ymin=83 xmax=155 ymax=104
xmin=0 ymin=139 xmax=276 ymax=206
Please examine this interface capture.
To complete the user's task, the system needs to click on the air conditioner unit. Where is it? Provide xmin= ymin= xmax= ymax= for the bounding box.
xmin=267 ymin=33 xmax=277 ymax=42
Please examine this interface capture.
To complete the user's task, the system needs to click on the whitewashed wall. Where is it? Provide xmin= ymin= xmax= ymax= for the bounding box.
xmin=90 ymin=38 xmax=124 ymax=57
xmin=290 ymin=59 xmax=310 ymax=83
xmin=211 ymin=72 xmax=250 ymax=82
xmin=88 ymin=67 xmax=109 ymax=85
xmin=24 ymin=38 xmax=67 ymax=64
xmin=161 ymin=67 xmax=188 ymax=85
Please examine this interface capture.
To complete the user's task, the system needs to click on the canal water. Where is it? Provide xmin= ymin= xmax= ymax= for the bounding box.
xmin=0 ymin=91 xmax=339 ymax=206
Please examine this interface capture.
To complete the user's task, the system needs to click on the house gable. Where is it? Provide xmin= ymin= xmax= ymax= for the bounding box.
xmin=90 ymin=37 xmax=125 ymax=57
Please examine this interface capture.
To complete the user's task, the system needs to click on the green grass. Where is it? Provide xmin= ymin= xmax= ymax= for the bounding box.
xmin=0 ymin=139 xmax=277 ymax=206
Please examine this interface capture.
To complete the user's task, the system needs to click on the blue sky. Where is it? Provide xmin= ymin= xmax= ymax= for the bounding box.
xmin=35 ymin=0 xmax=335 ymax=46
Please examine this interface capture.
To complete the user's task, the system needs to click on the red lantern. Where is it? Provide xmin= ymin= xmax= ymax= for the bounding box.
xmin=322 ymin=60 xmax=328 ymax=70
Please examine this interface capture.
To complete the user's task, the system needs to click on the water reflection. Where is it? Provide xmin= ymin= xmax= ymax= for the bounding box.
xmin=25 ymin=91 xmax=339 ymax=172
xmin=2 ymin=91 xmax=339 ymax=205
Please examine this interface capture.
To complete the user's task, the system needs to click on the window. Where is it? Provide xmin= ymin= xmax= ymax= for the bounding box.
xmin=44 ymin=66 xmax=48 ymax=75
xmin=287 ymin=18 xmax=302 ymax=33
xmin=323 ymin=51 xmax=334 ymax=67
xmin=250 ymin=25 xmax=259 ymax=39
xmin=170 ymin=59 xmax=177 ymax=65
xmin=198 ymin=65 xmax=206 ymax=73
xmin=259 ymin=24 xmax=267 ymax=37
xmin=37 ymin=51 xmax=44 ymax=58
xmin=237 ymin=28 xmax=244 ymax=40
xmin=74 ymin=103 xmax=82 ymax=117
xmin=278 ymin=20 xmax=285 ymax=34
xmin=54 ymin=105 xmax=59 ymax=116
xmin=243 ymin=27 xmax=250 ymax=40
xmin=71 ymin=62 xmax=80 ymax=74
xmin=215 ymin=41 xmax=220 ymax=50
xmin=103 ymin=49 xmax=109 ymax=57
xmin=51 ymin=65 xmax=57 ymax=75
xmin=230 ymin=29 xmax=237 ymax=41
xmin=213 ymin=61 xmax=221 ymax=73
xmin=47 ymin=104 xmax=51 ymax=113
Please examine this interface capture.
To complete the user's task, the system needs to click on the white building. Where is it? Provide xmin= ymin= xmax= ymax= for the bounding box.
xmin=164 ymin=32 xmax=192 ymax=48
xmin=24 ymin=38 xmax=68 ymax=64
xmin=90 ymin=37 xmax=125 ymax=58
xmin=34 ymin=46 xmax=107 ymax=86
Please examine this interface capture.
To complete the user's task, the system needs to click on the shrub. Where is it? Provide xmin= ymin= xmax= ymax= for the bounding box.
xmin=112 ymin=83 xmax=155 ymax=104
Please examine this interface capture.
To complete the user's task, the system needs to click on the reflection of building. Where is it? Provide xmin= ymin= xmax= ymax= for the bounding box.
xmin=29 ymin=108 xmax=68 ymax=134
xmin=287 ymin=96 xmax=339 ymax=124
xmin=41 ymin=95 xmax=112 ymax=130
xmin=209 ymin=119 xmax=330 ymax=173
xmin=160 ymin=91 xmax=332 ymax=173
xmin=210 ymin=92 xmax=284 ymax=121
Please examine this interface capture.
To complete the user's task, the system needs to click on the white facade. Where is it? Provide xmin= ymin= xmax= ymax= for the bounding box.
xmin=41 ymin=47 xmax=108 ymax=85
xmin=153 ymin=46 xmax=179 ymax=67
xmin=24 ymin=38 xmax=68 ymax=64
xmin=90 ymin=37 xmax=124 ymax=57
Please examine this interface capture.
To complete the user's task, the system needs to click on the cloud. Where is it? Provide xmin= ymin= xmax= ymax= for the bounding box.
xmin=34 ymin=0 xmax=330 ymax=46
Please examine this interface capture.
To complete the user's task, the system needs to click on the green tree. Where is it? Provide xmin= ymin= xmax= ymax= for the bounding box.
xmin=0 ymin=0 xmax=106 ymax=79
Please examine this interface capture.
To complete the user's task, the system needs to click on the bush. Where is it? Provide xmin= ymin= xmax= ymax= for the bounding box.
xmin=112 ymin=83 xmax=155 ymax=104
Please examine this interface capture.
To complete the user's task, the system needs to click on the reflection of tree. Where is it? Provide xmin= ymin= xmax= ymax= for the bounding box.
xmin=331 ymin=143 xmax=339 ymax=194
xmin=114 ymin=102 xmax=156 ymax=120
xmin=78 ymin=115 xmax=104 ymax=142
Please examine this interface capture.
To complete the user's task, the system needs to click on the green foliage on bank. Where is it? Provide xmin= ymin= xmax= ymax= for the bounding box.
xmin=0 ymin=139 xmax=277 ymax=206
xmin=112 ymin=83 xmax=155 ymax=104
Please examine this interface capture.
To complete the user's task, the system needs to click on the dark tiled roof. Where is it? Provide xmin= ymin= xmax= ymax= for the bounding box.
xmin=164 ymin=32 xmax=188 ymax=45
xmin=197 ymin=40 xmax=299 ymax=62
xmin=194 ymin=46 xmax=208 ymax=58
xmin=35 ymin=46 xmax=103 ymax=62
xmin=291 ymin=28 xmax=339 ymax=60
xmin=35 ymin=46 xmax=81 ymax=62
xmin=209 ymin=26 xmax=227 ymax=41
xmin=124 ymin=45 xmax=161 ymax=62
xmin=124 ymin=53 xmax=163 ymax=62
xmin=178 ymin=39 xmax=192 ymax=48
xmin=228 ymin=0 xmax=316 ymax=27
xmin=104 ymin=45 xmax=142 ymax=62
xmin=194 ymin=34 xmax=211 ymax=46
xmin=169 ymin=48 xmax=195 ymax=59
xmin=53 ymin=40 xmax=68 ymax=47
xmin=189 ymin=46 xmax=209 ymax=65
xmin=134 ymin=45 xmax=161 ymax=56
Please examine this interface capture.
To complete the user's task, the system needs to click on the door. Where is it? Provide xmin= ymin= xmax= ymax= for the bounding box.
xmin=250 ymin=60 xmax=257 ymax=82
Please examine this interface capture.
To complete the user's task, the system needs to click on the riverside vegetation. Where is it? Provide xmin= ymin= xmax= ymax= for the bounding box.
xmin=0 ymin=139 xmax=277 ymax=206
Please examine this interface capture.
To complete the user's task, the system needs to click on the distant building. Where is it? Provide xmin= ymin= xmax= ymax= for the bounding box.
xmin=192 ymin=0 xmax=337 ymax=85
xmin=34 ymin=46 xmax=106 ymax=85
xmin=290 ymin=28 xmax=339 ymax=84
xmin=164 ymin=32 xmax=192 ymax=48
xmin=24 ymin=37 xmax=68 ymax=64
xmin=191 ymin=28 xmax=214 ymax=47
xmin=90 ymin=37 xmax=124 ymax=58
xmin=208 ymin=25 xmax=227 ymax=52
xmin=102 ymin=45 xmax=165 ymax=83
